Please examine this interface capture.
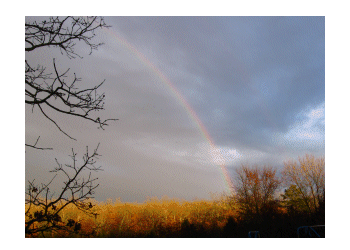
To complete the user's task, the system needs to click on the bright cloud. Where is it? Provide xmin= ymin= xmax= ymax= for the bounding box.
xmin=209 ymin=146 xmax=241 ymax=166
xmin=284 ymin=102 xmax=325 ymax=142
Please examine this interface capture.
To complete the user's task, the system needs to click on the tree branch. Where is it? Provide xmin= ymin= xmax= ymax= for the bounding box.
xmin=25 ymin=16 xmax=117 ymax=145
xmin=25 ymin=145 xmax=102 ymax=236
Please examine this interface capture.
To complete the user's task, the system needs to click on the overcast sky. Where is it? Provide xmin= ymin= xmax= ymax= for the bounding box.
xmin=25 ymin=16 xmax=325 ymax=202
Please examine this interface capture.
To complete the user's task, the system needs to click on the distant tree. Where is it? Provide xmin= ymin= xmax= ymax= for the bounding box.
xmin=282 ymin=154 xmax=325 ymax=214
xmin=233 ymin=165 xmax=281 ymax=219
xmin=25 ymin=16 xmax=117 ymax=237
xmin=281 ymin=184 xmax=310 ymax=214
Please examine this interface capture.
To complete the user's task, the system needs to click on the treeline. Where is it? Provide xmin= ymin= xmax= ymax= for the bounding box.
xmin=25 ymin=154 xmax=324 ymax=238
xmin=227 ymin=154 xmax=325 ymax=237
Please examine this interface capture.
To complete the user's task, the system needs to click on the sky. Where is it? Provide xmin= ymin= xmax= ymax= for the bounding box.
xmin=25 ymin=16 xmax=325 ymax=203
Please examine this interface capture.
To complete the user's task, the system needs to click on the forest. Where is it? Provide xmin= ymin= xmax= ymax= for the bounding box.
xmin=25 ymin=154 xmax=325 ymax=238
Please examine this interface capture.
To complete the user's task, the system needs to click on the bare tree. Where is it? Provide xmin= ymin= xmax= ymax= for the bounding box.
xmin=25 ymin=145 xmax=102 ymax=236
xmin=25 ymin=16 xmax=117 ymax=147
xmin=282 ymin=154 xmax=325 ymax=214
xmin=233 ymin=165 xmax=281 ymax=218
xmin=25 ymin=16 xmax=117 ymax=237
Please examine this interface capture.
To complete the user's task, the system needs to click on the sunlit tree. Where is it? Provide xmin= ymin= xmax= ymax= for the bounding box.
xmin=281 ymin=184 xmax=310 ymax=214
xmin=233 ymin=165 xmax=281 ymax=218
xmin=282 ymin=154 xmax=325 ymax=214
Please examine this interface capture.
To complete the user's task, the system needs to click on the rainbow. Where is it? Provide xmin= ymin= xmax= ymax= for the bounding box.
xmin=102 ymin=27 xmax=234 ymax=194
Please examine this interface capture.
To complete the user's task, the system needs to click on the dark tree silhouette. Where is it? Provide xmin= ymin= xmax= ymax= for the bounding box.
xmin=25 ymin=145 xmax=102 ymax=236
xmin=25 ymin=16 xmax=117 ymax=147
xmin=25 ymin=16 xmax=116 ymax=237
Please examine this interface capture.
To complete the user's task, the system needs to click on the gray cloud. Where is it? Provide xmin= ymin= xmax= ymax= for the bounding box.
xmin=26 ymin=16 xmax=324 ymax=202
